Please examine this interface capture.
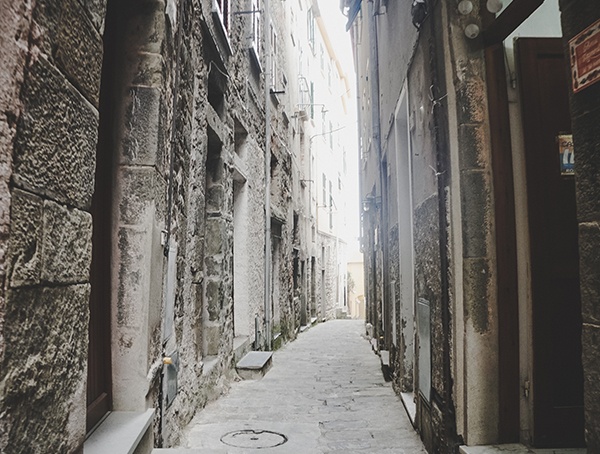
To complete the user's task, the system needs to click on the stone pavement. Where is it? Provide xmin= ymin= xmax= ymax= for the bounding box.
xmin=172 ymin=319 xmax=427 ymax=453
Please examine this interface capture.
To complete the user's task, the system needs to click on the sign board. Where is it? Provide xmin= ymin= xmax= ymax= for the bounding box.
xmin=558 ymin=134 xmax=575 ymax=176
xmin=569 ymin=19 xmax=600 ymax=93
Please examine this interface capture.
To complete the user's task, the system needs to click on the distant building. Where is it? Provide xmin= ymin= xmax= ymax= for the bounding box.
xmin=347 ymin=249 xmax=366 ymax=320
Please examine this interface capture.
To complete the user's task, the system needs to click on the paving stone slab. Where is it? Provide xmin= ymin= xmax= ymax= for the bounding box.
xmin=178 ymin=320 xmax=427 ymax=453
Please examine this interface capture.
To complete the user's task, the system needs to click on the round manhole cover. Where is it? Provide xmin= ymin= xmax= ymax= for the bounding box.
xmin=220 ymin=429 xmax=288 ymax=449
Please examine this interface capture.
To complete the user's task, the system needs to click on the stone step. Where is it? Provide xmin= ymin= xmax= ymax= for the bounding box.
xmin=459 ymin=444 xmax=586 ymax=454
xmin=84 ymin=410 xmax=154 ymax=454
xmin=152 ymin=450 xmax=222 ymax=453
xmin=379 ymin=350 xmax=392 ymax=382
xmin=235 ymin=351 xmax=273 ymax=380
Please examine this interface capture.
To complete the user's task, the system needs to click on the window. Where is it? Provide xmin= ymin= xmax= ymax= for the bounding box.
xmin=213 ymin=0 xmax=231 ymax=34
xmin=251 ymin=0 xmax=261 ymax=58
xmin=270 ymin=23 xmax=277 ymax=88
xmin=307 ymin=7 xmax=315 ymax=51
xmin=320 ymin=44 xmax=325 ymax=72
xmin=290 ymin=8 xmax=296 ymax=45
xmin=329 ymin=180 xmax=333 ymax=229
xmin=309 ymin=81 xmax=314 ymax=119
xmin=322 ymin=173 xmax=327 ymax=205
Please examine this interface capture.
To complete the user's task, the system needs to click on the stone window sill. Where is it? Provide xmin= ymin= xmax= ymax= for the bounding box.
xmin=84 ymin=409 xmax=154 ymax=454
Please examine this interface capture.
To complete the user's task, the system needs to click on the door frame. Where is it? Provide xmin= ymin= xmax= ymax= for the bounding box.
xmin=515 ymin=37 xmax=584 ymax=448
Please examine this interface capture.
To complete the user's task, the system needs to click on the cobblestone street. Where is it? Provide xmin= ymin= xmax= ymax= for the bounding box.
xmin=171 ymin=320 xmax=426 ymax=453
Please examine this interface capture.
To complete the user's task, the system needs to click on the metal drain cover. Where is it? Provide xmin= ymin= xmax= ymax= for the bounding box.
xmin=220 ymin=429 xmax=288 ymax=449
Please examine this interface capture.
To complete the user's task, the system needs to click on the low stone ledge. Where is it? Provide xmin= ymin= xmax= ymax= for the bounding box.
xmin=84 ymin=409 xmax=154 ymax=454
xmin=459 ymin=444 xmax=585 ymax=454
xmin=236 ymin=351 xmax=273 ymax=380
xmin=400 ymin=392 xmax=417 ymax=427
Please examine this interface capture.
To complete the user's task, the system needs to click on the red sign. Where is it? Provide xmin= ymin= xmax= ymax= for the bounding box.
xmin=569 ymin=19 xmax=600 ymax=93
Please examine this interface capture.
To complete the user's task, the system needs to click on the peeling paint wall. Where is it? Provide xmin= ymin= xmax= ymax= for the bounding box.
xmin=352 ymin=0 xmax=497 ymax=451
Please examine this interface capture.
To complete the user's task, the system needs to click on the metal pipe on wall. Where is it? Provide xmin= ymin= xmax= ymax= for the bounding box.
xmin=264 ymin=0 xmax=272 ymax=351
xmin=366 ymin=0 xmax=387 ymax=346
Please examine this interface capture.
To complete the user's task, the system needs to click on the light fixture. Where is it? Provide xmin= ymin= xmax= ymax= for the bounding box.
xmin=457 ymin=0 xmax=473 ymax=15
xmin=362 ymin=195 xmax=382 ymax=212
xmin=464 ymin=23 xmax=480 ymax=39
xmin=486 ymin=0 xmax=503 ymax=14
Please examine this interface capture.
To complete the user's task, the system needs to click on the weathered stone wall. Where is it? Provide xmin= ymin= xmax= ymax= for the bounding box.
xmin=407 ymin=31 xmax=442 ymax=450
xmin=387 ymin=224 xmax=412 ymax=391
xmin=443 ymin=0 xmax=499 ymax=446
xmin=161 ymin=0 xmax=272 ymax=443
xmin=0 ymin=0 xmax=325 ymax=450
xmin=405 ymin=3 xmax=461 ymax=452
xmin=0 ymin=0 xmax=33 ymax=334
xmin=160 ymin=0 xmax=208 ymax=444
xmin=0 ymin=7 xmax=32 ymax=414
xmin=0 ymin=0 xmax=106 ymax=452
xmin=559 ymin=1 xmax=600 ymax=450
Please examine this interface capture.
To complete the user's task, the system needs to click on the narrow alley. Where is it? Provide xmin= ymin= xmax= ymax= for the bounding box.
xmin=158 ymin=320 xmax=426 ymax=454
xmin=2 ymin=0 xmax=600 ymax=452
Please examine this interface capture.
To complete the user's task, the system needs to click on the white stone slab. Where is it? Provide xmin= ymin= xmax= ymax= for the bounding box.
xmin=459 ymin=444 xmax=586 ymax=454
xmin=400 ymin=392 xmax=417 ymax=426
xmin=380 ymin=350 xmax=390 ymax=366
xmin=153 ymin=450 xmax=220 ymax=453
xmin=236 ymin=351 xmax=273 ymax=370
xmin=85 ymin=409 xmax=154 ymax=454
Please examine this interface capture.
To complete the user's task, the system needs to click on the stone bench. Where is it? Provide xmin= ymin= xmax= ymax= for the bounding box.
xmin=235 ymin=351 xmax=273 ymax=380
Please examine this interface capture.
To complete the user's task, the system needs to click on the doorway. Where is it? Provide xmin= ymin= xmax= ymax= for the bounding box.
xmin=516 ymin=37 xmax=584 ymax=448
xmin=87 ymin=0 xmax=119 ymax=432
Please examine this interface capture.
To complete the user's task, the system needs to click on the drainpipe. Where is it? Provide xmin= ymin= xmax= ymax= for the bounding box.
xmin=366 ymin=1 xmax=381 ymax=151
xmin=366 ymin=0 xmax=385 ymax=345
xmin=429 ymin=4 xmax=458 ymax=445
xmin=353 ymin=28 xmax=367 ymax=326
xmin=264 ymin=0 xmax=272 ymax=351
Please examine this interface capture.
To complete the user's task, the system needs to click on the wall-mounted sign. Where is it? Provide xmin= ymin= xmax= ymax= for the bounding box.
xmin=569 ymin=19 xmax=600 ymax=93
xmin=558 ymin=134 xmax=575 ymax=176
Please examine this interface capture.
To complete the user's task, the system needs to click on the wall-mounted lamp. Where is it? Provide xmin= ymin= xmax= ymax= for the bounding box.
xmin=464 ymin=23 xmax=480 ymax=39
xmin=457 ymin=0 xmax=481 ymax=40
xmin=457 ymin=0 xmax=473 ymax=15
xmin=486 ymin=0 xmax=503 ymax=14
xmin=362 ymin=195 xmax=382 ymax=212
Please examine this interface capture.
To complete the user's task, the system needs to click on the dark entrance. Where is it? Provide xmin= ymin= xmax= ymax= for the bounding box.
xmin=517 ymin=37 xmax=585 ymax=448
xmin=87 ymin=0 xmax=119 ymax=432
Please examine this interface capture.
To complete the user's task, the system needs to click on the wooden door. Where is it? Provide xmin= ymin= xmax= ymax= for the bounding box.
xmin=517 ymin=38 xmax=584 ymax=448
xmin=87 ymin=183 xmax=112 ymax=432
xmin=87 ymin=0 xmax=117 ymax=432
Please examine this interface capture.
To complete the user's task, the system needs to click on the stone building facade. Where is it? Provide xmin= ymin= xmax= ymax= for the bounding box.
xmin=0 ymin=0 xmax=353 ymax=452
xmin=349 ymin=0 xmax=600 ymax=452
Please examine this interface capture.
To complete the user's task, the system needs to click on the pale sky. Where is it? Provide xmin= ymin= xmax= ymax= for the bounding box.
xmin=318 ymin=0 xmax=361 ymax=254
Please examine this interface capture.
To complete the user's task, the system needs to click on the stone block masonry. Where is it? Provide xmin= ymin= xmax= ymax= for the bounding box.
xmin=13 ymin=57 xmax=98 ymax=210
xmin=0 ymin=0 xmax=344 ymax=451
xmin=0 ymin=0 xmax=104 ymax=452
xmin=560 ymin=0 xmax=600 ymax=449
xmin=2 ymin=285 xmax=90 ymax=453
xmin=177 ymin=321 xmax=427 ymax=453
